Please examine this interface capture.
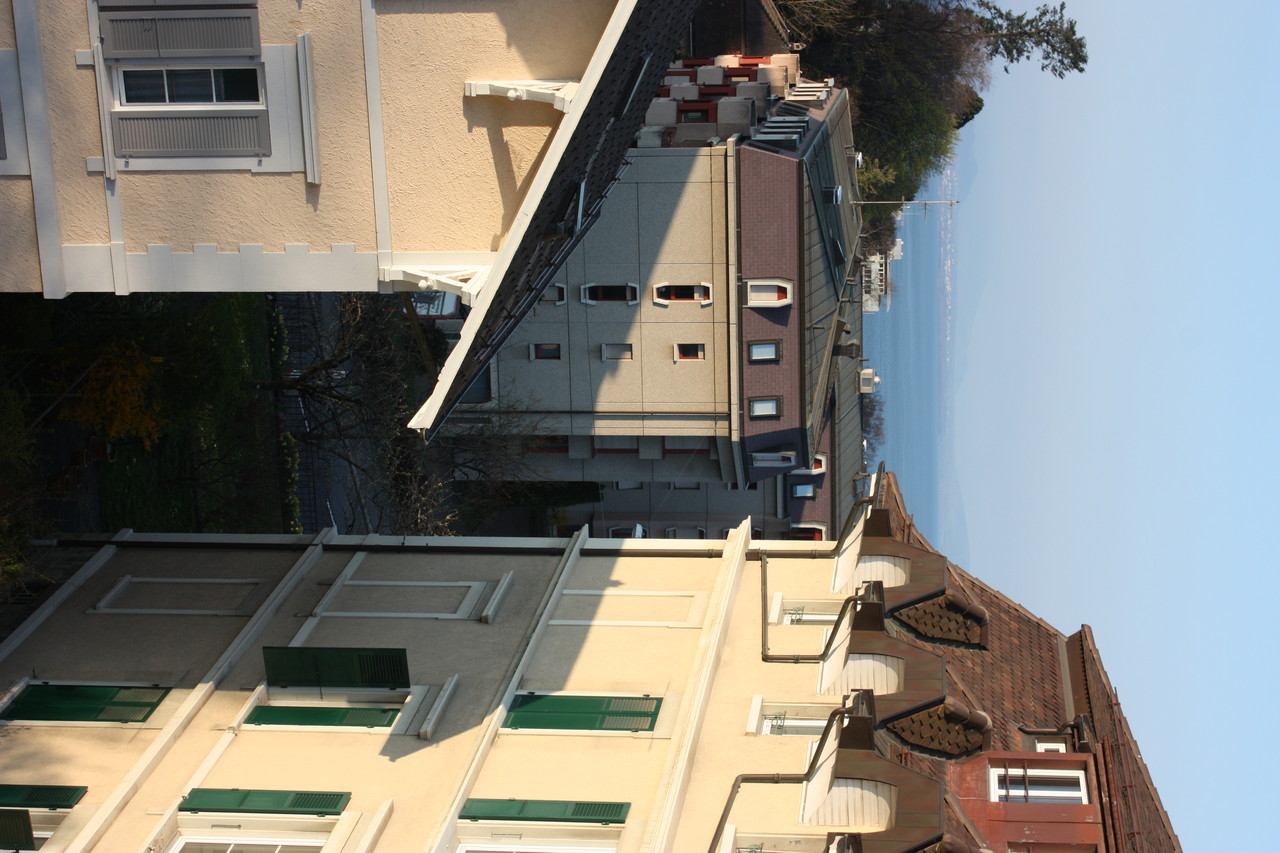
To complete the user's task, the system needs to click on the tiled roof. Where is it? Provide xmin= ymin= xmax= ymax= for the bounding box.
xmin=893 ymin=594 xmax=985 ymax=645
xmin=1072 ymin=627 xmax=1183 ymax=853
xmin=885 ymin=702 xmax=984 ymax=757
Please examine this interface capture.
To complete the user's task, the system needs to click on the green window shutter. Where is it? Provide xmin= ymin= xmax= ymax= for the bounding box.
xmin=0 ymin=785 xmax=87 ymax=810
xmin=0 ymin=810 xmax=35 ymax=850
xmin=262 ymin=648 xmax=410 ymax=690
xmin=1 ymin=685 xmax=169 ymax=722
xmin=244 ymin=705 xmax=399 ymax=727
xmin=179 ymin=789 xmax=350 ymax=816
xmin=460 ymin=799 xmax=630 ymax=824
xmin=503 ymin=695 xmax=661 ymax=731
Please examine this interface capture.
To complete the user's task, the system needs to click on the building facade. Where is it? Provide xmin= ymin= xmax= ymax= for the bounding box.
xmin=0 ymin=472 xmax=1179 ymax=852
xmin=440 ymin=54 xmax=869 ymax=541
xmin=0 ymin=0 xmax=695 ymax=299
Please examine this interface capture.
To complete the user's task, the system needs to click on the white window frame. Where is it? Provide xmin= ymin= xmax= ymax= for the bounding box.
xmin=529 ymin=343 xmax=562 ymax=361
xmin=748 ymin=397 xmax=781 ymax=418
xmin=652 ymin=282 xmax=713 ymax=305
xmin=750 ymin=450 xmax=797 ymax=467
xmin=745 ymin=278 xmax=794 ymax=307
xmin=792 ymin=453 xmax=827 ymax=475
xmin=114 ymin=63 xmax=265 ymax=107
xmin=541 ymin=284 xmax=568 ymax=305
xmin=152 ymin=812 xmax=358 ymax=853
xmin=988 ymin=767 xmax=1088 ymax=805
xmin=746 ymin=696 xmax=837 ymax=737
xmin=580 ymin=283 xmax=639 ymax=305
xmin=792 ymin=483 xmax=815 ymax=499
xmin=608 ymin=525 xmax=648 ymax=539
xmin=99 ymin=45 xmax=311 ymax=173
xmin=747 ymin=341 xmax=780 ymax=362
xmin=601 ymin=343 xmax=633 ymax=361
xmin=1035 ymin=739 xmax=1069 ymax=753
xmin=673 ymin=343 xmax=705 ymax=361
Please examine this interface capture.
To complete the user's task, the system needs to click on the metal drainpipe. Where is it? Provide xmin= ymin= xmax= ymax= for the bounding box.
xmin=705 ymin=705 xmax=854 ymax=853
xmin=759 ymin=552 xmax=860 ymax=663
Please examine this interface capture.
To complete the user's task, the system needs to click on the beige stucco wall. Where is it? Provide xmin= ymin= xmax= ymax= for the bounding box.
xmin=38 ymin=1 xmax=109 ymax=247
xmin=672 ymin=553 xmax=853 ymax=848
xmin=0 ymin=178 xmax=40 ymax=291
xmin=377 ymin=0 xmax=618 ymax=252
xmin=0 ymin=0 xmax=15 ymax=48
xmin=119 ymin=0 xmax=377 ymax=253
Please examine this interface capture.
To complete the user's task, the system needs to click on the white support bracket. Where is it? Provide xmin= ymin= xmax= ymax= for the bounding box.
xmin=380 ymin=265 xmax=491 ymax=304
xmin=464 ymin=80 xmax=580 ymax=113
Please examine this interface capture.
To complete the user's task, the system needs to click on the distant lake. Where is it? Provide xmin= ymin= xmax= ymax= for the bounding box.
xmin=862 ymin=169 xmax=964 ymax=558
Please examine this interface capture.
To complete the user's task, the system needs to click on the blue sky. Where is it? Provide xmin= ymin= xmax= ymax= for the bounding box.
xmin=896 ymin=1 xmax=1280 ymax=849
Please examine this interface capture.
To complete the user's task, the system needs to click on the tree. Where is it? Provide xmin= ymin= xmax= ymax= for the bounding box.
xmin=968 ymin=1 xmax=1088 ymax=78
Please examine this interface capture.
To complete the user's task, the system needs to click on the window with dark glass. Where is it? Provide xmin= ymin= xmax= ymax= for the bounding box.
xmin=120 ymin=68 xmax=261 ymax=105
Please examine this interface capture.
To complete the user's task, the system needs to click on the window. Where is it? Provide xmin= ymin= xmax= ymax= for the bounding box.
xmin=594 ymin=436 xmax=638 ymax=453
xmin=531 ymin=436 xmax=569 ymax=454
xmin=670 ymin=482 xmax=700 ymax=490
xmin=95 ymin=4 xmax=320 ymax=169
xmin=530 ymin=343 xmax=562 ymax=360
xmin=117 ymin=66 xmax=261 ymax=105
xmin=745 ymin=279 xmax=794 ymax=306
xmin=244 ymin=705 xmax=399 ymax=728
xmin=748 ymin=699 xmax=836 ymax=736
xmin=1036 ymin=739 xmax=1069 ymax=753
xmin=750 ymin=450 xmax=797 ymax=467
xmin=581 ymin=284 xmax=638 ymax=304
xmin=653 ymin=283 xmax=712 ymax=305
xmin=502 ymin=694 xmax=662 ymax=732
xmin=748 ymin=341 xmax=780 ymax=362
xmin=785 ymin=525 xmax=827 ymax=541
xmin=614 ymin=481 xmax=643 ymax=490
xmin=0 ymin=785 xmax=86 ymax=852
xmin=748 ymin=397 xmax=781 ymax=418
xmin=675 ymin=343 xmax=705 ymax=360
xmin=793 ymin=453 xmax=827 ymax=475
xmin=167 ymin=841 xmax=321 ymax=852
xmin=989 ymin=768 xmax=1088 ymax=805
xmin=601 ymin=343 xmax=633 ymax=361
xmin=792 ymin=483 xmax=815 ymax=499
xmin=1 ymin=684 xmax=170 ymax=723
xmin=607 ymin=525 xmax=648 ymax=539
xmin=152 ymin=789 xmax=352 ymax=853
xmin=663 ymin=436 xmax=709 ymax=454
xmin=541 ymin=284 xmax=567 ymax=304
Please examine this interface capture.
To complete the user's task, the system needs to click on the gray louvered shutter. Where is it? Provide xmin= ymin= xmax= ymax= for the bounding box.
xmin=100 ymin=9 xmax=260 ymax=59
xmin=112 ymin=109 xmax=270 ymax=157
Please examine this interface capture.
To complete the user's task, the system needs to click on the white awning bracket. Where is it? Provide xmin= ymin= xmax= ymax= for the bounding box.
xmin=464 ymin=80 xmax=581 ymax=112
xmin=380 ymin=265 xmax=491 ymax=303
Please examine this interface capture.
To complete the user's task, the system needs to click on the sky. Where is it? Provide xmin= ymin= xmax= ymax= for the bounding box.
xmin=874 ymin=2 xmax=1280 ymax=849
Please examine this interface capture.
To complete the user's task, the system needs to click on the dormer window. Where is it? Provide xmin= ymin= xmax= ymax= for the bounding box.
xmin=654 ymin=283 xmax=712 ymax=305
xmin=745 ymin=278 xmax=793 ymax=307
xmin=581 ymin=283 xmax=639 ymax=304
